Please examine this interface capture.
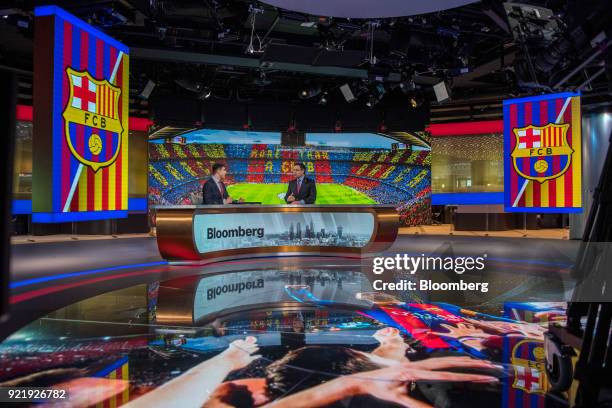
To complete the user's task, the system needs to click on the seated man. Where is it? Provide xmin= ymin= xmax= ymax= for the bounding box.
xmin=285 ymin=163 xmax=316 ymax=205
xmin=202 ymin=163 xmax=242 ymax=205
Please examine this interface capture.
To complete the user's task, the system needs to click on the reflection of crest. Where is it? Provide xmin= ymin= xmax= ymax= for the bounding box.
xmin=511 ymin=123 xmax=572 ymax=183
xmin=62 ymin=68 xmax=123 ymax=172
xmin=511 ymin=339 xmax=547 ymax=394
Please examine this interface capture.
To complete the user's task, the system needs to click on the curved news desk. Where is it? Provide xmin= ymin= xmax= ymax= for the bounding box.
xmin=155 ymin=204 xmax=399 ymax=262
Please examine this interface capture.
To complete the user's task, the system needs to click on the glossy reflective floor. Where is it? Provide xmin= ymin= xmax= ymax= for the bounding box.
xmin=7 ymin=234 xmax=577 ymax=336
xmin=1 ymin=269 xmax=568 ymax=407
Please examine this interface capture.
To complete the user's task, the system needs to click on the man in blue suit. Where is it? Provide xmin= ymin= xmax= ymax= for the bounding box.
xmin=202 ymin=163 xmax=242 ymax=205
xmin=285 ymin=163 xmax=317 ymax=205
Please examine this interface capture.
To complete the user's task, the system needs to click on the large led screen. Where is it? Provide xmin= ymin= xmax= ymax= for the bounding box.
xmin=503 ymin=92 xmax=582 ymax=213
xmin=149 ymin=138 xmax=432 ymax=226
xmin=32 ymin=6 xmax=129 ymax=222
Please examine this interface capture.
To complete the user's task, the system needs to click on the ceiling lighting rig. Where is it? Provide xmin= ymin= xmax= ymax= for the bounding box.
xmin=246 ymin=4 xmax=266 ymax=55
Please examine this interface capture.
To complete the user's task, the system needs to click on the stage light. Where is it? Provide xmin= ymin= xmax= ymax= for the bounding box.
xmin=433 ymin=81 xmax=451 ymax=103
xmin=319 ymin=92 xmax=328 ymax=105
xmin=340 ymin=83 xmax=356 ymax=102
xmin=334 ymin=120 xmax=342 ymax=132
xmin=373 ymin=83 xmax=386 ymax=99
xmin=198 ymin=87 xmax=212 ymax=100
xmin=366 ymin=95 xmax=377 ymax=108
xmin=299 ymin=86 xmax=321 ymax=100
xmin=364 ymin=83 xmax=386 ymax=108
xmin=139 ymin=79 xmax=156 ymax=100
xmin=399 ymin=80 xmax=416 ymax=94
xmin=287 ymin=120 xmax=297 ymax=132
xmin=409 ymin=96 xmax=422 ymax=108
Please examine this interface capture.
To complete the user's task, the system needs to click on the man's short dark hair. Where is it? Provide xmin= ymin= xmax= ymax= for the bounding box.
xmin=212 ymin=162 xmax=226 ymax=174
xmin=294 ymin=162 xmax=306 ymax=172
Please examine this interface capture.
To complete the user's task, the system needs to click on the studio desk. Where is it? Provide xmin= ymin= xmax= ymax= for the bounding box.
xmin=155 ymin=204 xmax=399 ymax=263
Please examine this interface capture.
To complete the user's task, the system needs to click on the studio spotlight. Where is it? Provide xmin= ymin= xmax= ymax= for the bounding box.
xmin=318 ymin=92 xmax=328 ymax=105
xmin=399 ymin=80 xmax=416 ymax=94
xmin=433 ymin=81 xmax=451 ymax=103
xmin=197 ymin=87 xmax=212 ymax=100
xmin=299 ymin=86 xmax=322 ymax=100
xmin=373 ymin=83 xmax=386 ymax=99
xmin=409 ymin=96 xmax=422 ymax=109
xmin=366 ymin=95 xmax=377 ymax=108
xmin=339 ymin=83 xmax=356 ymax=103
xmin=139 ymin=79 xmax=156 ymax=100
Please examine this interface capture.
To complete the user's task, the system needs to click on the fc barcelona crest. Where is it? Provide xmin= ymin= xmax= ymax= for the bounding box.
xmin=503 ymin=92 xmax=582 ymax=212
xmin=510 ymin=339 xmax=547 ymax=394
xmin=62 ymin=67 xmax=123 ymax=172
xmin=511 ymin=123 xmax=572 ymax=183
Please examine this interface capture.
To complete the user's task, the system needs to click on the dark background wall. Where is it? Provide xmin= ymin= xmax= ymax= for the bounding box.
xmin=151 ymin=96 xmax=429 ymax=132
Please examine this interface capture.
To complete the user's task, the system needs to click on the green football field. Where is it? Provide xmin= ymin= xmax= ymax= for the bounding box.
xmin=227 ymin=183 xmax=377 ymax=205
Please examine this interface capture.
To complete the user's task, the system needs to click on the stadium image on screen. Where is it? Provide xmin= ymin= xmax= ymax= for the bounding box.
xmin=148 ymin=132 xmax=432 ymax=226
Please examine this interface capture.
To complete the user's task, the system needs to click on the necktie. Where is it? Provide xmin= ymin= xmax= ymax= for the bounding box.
xmin=297 ymin=179 xmax=302 ymax=193
xmin=218 ymin=181 xmax=225 ymax=196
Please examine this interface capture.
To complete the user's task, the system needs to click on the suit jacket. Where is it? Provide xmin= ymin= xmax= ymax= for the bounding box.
xmin=285 ymin=177 xmax=316 ymax=204
xmin=202 ymin=177 xmax=229 ymax=205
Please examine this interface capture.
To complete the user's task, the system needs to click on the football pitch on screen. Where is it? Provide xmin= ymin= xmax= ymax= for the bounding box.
xmin=227 ymin=183 xmax=377 ymax=205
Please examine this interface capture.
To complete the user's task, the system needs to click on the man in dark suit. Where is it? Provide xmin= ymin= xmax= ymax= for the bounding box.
xmin=285 ymin=162 xmax=316 ymax=205
xmin=202 ymin=163 xmax=242 ymax=205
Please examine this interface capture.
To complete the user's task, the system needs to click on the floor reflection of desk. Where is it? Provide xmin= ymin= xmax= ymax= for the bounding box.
xmin=155 ymin=269 xmax=375 ymax=325
xmin=155 ymin=204 xmax=399 ymax=262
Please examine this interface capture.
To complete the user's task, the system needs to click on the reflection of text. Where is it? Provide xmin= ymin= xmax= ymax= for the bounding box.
xmin=207 ymin=278 xmax=265 ymax=300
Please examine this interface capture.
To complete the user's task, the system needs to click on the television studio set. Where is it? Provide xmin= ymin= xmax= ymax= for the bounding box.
xmin=1 ymin=1 xmax=612 ymax=407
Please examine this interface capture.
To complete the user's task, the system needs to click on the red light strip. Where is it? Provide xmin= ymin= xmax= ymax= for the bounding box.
xmin=427 ymin=120 xmax=503 ymax=136
xmin=16 ymin=105 xmax=33 ymax=121
xmin=16 ymin=104 xmax=153 ymax=131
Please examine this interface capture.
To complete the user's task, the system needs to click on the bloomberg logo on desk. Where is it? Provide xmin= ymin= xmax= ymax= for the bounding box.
xmin=193 ymin=211 xmax=375 ymax=254
xmin=207 ymin=226 xmax=265 ymax=239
